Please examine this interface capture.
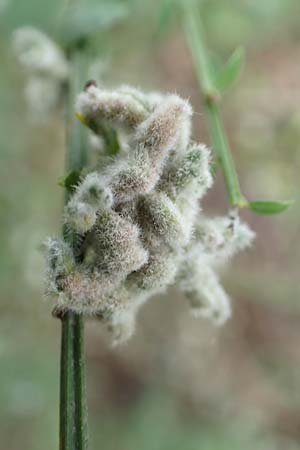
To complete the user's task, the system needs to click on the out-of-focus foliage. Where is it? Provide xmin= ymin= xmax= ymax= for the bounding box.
xmin=1 ymin=0 xmax=300 ymax=449
xmin=248 ymin=199 xmax=294 ymax=215
xmin=213 ymin=46 xmax=245 ymax=92
xmin=59 ymin=0 xmax=129 ymax=48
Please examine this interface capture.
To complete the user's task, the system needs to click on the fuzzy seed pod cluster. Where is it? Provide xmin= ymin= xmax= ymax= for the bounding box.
xmin=12 ymin=27 xmax=69 ymax=119
xmin=45 ymin=84 xmax=254 ymax=344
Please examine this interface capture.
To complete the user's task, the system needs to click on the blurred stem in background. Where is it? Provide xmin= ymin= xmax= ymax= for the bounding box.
xmin=182 ymin=1 xmax=246 ymax=208
xmin=59 ymin=49 xmax=89 ymax=450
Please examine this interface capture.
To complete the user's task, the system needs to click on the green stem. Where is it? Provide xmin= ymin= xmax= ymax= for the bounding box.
xmin=59 ymin=49 xmax=89 ymax=450
xmin=205 ymin=102 xmax=244 ymax=207
xmin=182 ymin=2 xmax=246 ymax=208
xmin=59 ymin=312 xmax=75 ymax=450
xmin=73 ymin=314 xmax=88 ymax=450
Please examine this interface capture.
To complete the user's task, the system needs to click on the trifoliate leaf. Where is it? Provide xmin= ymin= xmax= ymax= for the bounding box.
xmin=214 ymin=47 xmax=245 ymax=92
xmin=247 ymin=200 xmax=293 ymax=215
xmin=58 ymin=170 xmax=82 ymax=191
xmin=60 ymin=2 xmax=128 ymax=47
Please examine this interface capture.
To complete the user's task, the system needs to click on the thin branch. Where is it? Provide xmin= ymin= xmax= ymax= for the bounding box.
xmin=182 ymin=2 xmax=246 ymax=208
xmin=59 ymin=49 xmax=89 ymax=450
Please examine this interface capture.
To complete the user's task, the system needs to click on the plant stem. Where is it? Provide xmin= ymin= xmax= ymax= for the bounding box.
xmin=182 ymin=2 xmax=246 ymax=208
xmin=72 ymin=314 xmax=88 ymax=450
xmin=59 ymin=49 xmax=89 ymax=450
xmin=205 ymin=101 xmax=244 ymax=207
xmin=59 ymin=312 xmax=75 ymax=450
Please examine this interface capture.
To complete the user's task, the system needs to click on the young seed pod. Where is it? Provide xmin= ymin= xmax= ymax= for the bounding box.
xmin=178 ymin=255 xmax=232 ymax=326
xmin=114 ymin=199 xmax=138 ymax=223
xmin=57 ymin=270 xmax=122 ymax=315
xmin=45 ymin=238 xmax=74 ymax=270
xmin=137 ymin=192 xmax=191 ymax=248
xmin=194 ymin=214 xmax=255 ymax=264
xmin=87 ymin=209 xmax=148 ymax=278
xmin=64 ymin=198 xmax=97 ymax=233
xmin=117 ymin=85 xmax=164 ymax=112
xmin=107 ymin=307 xmax=137 ymax=346
xmin=127 ymin=251 xmax=178 ymax=292
xmin=44 ymin=238 xmax=75 ymax=296
xmin=76 ymin=172 xmax=113 ymax=208
xmin=133 ymin=95 xmax=192 ymax=170
xmin=159 ymin=144 xmax=213 ymax=201
xmin=184 ymin=266 xmax=232 ymax=325
xmin=108 ymin=154 xmax=158 ymax=204
xmin=75 ymin=85 xmax=148 ymax=133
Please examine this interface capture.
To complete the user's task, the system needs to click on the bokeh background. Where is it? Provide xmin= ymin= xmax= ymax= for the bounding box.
xmin=1 ymin=0 xmax=300 ymax=449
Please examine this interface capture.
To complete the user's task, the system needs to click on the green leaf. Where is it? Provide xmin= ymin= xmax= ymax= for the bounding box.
xmin=60 ymin=2 xmax=128 ymax=47
xmin=214 ymin=47 xmax=245 ymax=92
xmin=247 ymin=200 xmax=293 ymax=215
xmin=58 ymin=170 xmax=82 ymax=191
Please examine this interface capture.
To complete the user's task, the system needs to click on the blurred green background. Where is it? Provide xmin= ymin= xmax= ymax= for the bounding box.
xmin=1 ymin=0 xmax=300 ymax=449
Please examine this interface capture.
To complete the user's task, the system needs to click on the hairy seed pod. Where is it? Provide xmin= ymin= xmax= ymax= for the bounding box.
xmin=45 ymin=238 xmax=74 ymax=271
xmin=117 ymin=85 xmax=164 ymax=112
xmin=64 ymin=199 xmax=97 ymax=233
xmin=187 ymin=274 xmax=232 ymax=326
xmin=179 ymin=263 xmax=232 ymax=325
xmin=159 ymin=144 xmax=213 ymax=201
xmin=128 ymin=251 xmax=177 ymax=291
xmin=57 ymin=270 xmax=122 ymax=315
xmin=108 ymin=307 xmax=137 ymax=346
xmin=44 ymin=238 xmax=75 ymax=297
xmin=108 ymin=154 xmax=158 ymax=204
xmin=194 ymin=214 xmax=255 ymax=264
xmin=114 ymin=199 xmax=138 ymax=223
xmin=137 ymin=192 xmax=191 ymax=248
xmin=87 ymin=210 xmax=148 ymax=277
xmin=76 ymin=85 xmax=148 ymax=132
xmin=133 ymin=95 xmax=192 ymax=170
xmin=75 ymin=172 xmax=113 ymax=207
